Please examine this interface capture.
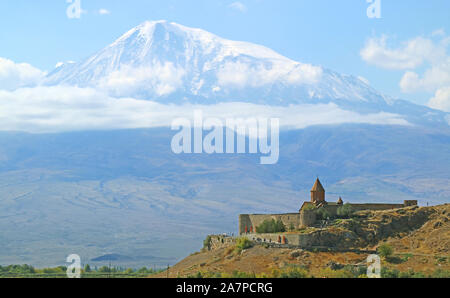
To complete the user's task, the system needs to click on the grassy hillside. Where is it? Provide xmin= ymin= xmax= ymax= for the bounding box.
xmin=156 ymin=204 xmax=450 ymax=278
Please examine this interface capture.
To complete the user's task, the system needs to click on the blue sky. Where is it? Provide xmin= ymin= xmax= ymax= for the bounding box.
xmin=0 ymin=0 xmax=449 ymax=105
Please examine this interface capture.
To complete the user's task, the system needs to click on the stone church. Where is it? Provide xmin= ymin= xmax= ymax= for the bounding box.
xmin=239 ymin=178 xmax=418 ymax=235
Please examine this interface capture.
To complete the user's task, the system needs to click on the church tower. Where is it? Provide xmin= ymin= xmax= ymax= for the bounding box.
xmin=311 ymin=178 xmax=325 ymax=204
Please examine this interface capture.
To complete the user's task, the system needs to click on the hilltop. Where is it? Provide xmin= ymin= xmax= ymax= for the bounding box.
xmin=156 ymin=204 xmax=449 ymax=278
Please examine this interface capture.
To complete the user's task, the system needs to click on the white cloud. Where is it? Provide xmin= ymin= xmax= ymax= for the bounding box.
xmin=229 ymin=2 xmax=247 ymax=13
xmin=0 ymin=57 xmax=46 ymax=91
xmin=99 ymin=9 xmax=111 ymax=15
xmin=217 ymin=61 xmax=322 ymax=89
xmin=0 ymin=85 xmax=409 ymax=133
xmin=98 ymin=63 xmax=186 ymax=97
xmin=428 ymin=87 xmax=450 ymax=112
xmin=360 ymin=35 xmax=438 ymax=70
xmin=361 ymin=33 xmax=450 ymax=112
xmin=400 ymin=60 xmax=450 ymax=93
xmin=432 ymin=29 xmax=446 ymax=37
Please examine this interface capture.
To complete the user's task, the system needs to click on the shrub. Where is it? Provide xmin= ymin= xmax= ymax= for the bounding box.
xmin=232 ymin=271 xmax=256 ymax=278
xmin=19 ymin=264 xmax=36 ymax=274
xmin=402 ymin=253 xmax=413 ymax=261
xmin=337 ymin=203 xmax=354 ymax=218
xmin=435 ymin=256 xmax=447 ymax=264
xmin=280 ymin=268 xmax=309 ymax=278
xmin=431 ymin=269 xmax=450 ymax=278
xmin=98 ymin=266 xmax=111 ymax=273
xmin=303 ymin=204 xmax=317 ymax=211
xmin=316 ymin=208 xmax=332 ymax=220
xmin=235 ymin=237 xmax=253 ymax=253
xmin=377 ymin=243 xmax=394 ymax=259
xmin=203 ymin=235 xmax=212 ymax=250
xmin=256 ymin=219 xmax=286 ymax=234
xmin=398 ymin=269 xmax=426 ymax=278
xmin=137 ymin=267 xmax=150 ymax=273
xmin=381 ymin=267 xmax=400 ymax=278
xmin=194 ymin=272 xmax=204 ymax=278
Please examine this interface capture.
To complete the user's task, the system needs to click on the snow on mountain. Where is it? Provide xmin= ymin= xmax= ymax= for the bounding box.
xmin=45 ymin=20 xmax=389 ymax=106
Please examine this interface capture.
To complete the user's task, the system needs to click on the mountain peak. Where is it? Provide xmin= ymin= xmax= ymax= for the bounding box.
xmin=114 ymin=20 xmax=172 ymax=44
xmin=117 ymin=20 xmax=212 ymax=42
xmin=45 ymin=21 xmax=394 ymax=107
xmin=134 ymin=20 xmax=178 ymax=39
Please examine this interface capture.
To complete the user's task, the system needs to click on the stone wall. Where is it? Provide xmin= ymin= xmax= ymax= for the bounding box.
xmin=317 ymin=203 xmax=412 ymax=218
xmin=245 ymin=230 xmax=358 ymax=250
xmin=348 ymin=203 xmax=405 ymax=212
xmin=239 ymin=201 xmax=418 ymax=233
xmin=246 ymin=233 xmax=301 ymax=246
xmin=208 ymin=232 xmax=355 ymax=251
xmin=404 ymin=200 xmax=418 ymax=207
xmin=299 ymin=209 xmax=316 ymax=227
xmin=239 ymin=213 xmax=301 ymax=235
xmin=208 ymin=235 xmax=236 ymax=250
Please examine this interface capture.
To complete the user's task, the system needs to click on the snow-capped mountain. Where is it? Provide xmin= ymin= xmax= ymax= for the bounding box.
xmin=46 ymin=20 xmax=389 ymax=106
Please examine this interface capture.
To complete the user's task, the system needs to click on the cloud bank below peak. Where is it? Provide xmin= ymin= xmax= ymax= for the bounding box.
xmin=0 ymin=57 xmax=46 ymax=90
xmin=0 ymin=85 xmax=409 ymax=134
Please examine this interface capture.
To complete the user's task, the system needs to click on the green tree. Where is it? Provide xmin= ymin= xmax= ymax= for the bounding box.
xmin=377 ymin=243 xmax=394 ymax=259
xmin=203 ymin=235 xmax=212 ymax=250
xmin=337 ymin=203 xmax=354 ymax=218
xmin=316 ymin=208 xmax=332 ymax=220
xmin=256 ymin=219 xmax=286 ymax=234
xmin=280 ymin=268 xmax=309 ymax=278
xmin=235 ymin=237 xmax=253 ymax=253
xmin=98 ymin=266 xmax=111 ymax=273
xmin=303 ymin=204 xmax=317 ymax=211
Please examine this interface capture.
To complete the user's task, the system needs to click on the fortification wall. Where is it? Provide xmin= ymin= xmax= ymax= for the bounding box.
xmin=246 ymin=229 xmax=362 ymax=250
xmin=300 ymin=209 xmax=316 ymax=227
xmin=404 ymin=200 xmax=418 ymax=207
xmin=208 ymin=235 xmax=236 ymax=250
xmin=239 ymin=213 xmax=301 ymax=235
xmin=246 ymin=233 xmax=302 ymax=246
xmin=239 ymin=202 xmax=418 ymax=234
xmin=349 ymin=203 xmax=405 ymax=212
xmin=323 ymin=205 xmax=340 ymax=214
